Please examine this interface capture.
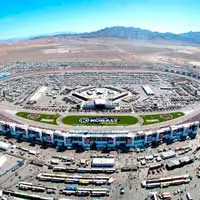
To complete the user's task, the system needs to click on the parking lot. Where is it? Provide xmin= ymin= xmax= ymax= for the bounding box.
xmin=1 ymin=70 xmax=200 ymax=115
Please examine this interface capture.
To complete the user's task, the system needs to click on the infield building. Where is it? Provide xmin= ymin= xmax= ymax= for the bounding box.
xmin=82 ymin=99 xmax=119 ymax=110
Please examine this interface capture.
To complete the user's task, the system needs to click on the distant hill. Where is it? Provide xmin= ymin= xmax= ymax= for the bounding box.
xmin=81 ymin=26 xmax=200 ymax=44
xmin=30 ymin=26 xmax=200 ymax=44
xmin=30 ymin=32 xmax=77 ymax=40
xmin=180 ymin=31 xmax=200 ymax=44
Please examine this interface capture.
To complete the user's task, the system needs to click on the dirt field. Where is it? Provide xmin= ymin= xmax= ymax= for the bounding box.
xmin=1 ymin=37 xmax=200 ymax=65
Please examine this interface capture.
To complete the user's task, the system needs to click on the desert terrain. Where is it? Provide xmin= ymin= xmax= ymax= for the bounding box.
xmin=0 ymin=37 xmax=200 ymax=67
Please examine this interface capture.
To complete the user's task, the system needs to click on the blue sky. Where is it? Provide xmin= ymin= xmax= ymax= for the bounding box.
xmin=0 ymin=0 xmax=200 ymax=40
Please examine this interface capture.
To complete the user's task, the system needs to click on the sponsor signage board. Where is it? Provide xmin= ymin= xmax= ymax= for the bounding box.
xmin=79 ymin=117 xmax=120 ymax=125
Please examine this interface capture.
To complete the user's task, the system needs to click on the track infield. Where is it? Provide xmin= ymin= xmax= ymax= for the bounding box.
xmin=62 ymin=115 xmax=138 ymax=126
xmin=140 ymin=112 xmax=185 ymax=125
xmin=16 ymin=112 xmax=59 ymax=125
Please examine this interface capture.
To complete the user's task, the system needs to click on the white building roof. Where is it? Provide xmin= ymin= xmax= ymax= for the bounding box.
xmin=161 ymin=150 xmax=176 ymax=159
xmin=0 ymin=155 xmax=7 ymax=167
xmin=94 ymin=98 xmax=107 ymax=105
xmin=92 ymin=158 xmax=115 ymax=165
xmin=29 ymin=86 xmax=47 ymax=102
xmin=0 ymin=141 xmax=11 ymax=151
xmin=142 ymin=85 xmax=154 ymax=95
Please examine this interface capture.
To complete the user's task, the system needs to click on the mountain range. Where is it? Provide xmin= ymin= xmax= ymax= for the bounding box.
xmin=31 ymin=26 xmax=200 ymax=44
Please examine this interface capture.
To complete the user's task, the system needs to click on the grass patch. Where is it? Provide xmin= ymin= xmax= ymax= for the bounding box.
xmin=16 ymin=112 xmax=59 ymax=125
xmin=62 ymin=115 xmax=138 ymax=126
xmin=140 ymin=112 xmax=184 ymax=125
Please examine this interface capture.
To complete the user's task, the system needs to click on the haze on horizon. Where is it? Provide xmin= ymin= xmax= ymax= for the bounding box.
xmin=1 ymin=0 xmax=200 ymax=40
